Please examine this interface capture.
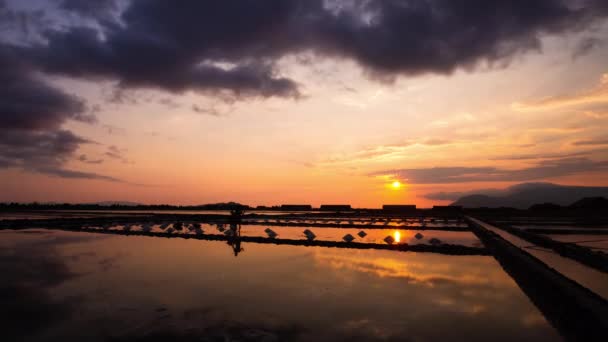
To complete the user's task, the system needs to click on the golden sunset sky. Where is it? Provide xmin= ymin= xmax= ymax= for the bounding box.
xmin=2 ymin=0 xmax=608 ymax=207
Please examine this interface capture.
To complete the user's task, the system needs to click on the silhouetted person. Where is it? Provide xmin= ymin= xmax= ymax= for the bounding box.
xmin=226 ymin=222 xmax=244 ymax=256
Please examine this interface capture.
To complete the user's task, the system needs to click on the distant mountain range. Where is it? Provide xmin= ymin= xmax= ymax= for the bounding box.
xmin=451 ymin=183 xmax=608 ymax=209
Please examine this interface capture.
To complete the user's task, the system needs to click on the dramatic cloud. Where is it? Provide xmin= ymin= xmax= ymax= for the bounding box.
xmin=372 ymin=157 xmax=608 ymax=184
xmin=0 ymin=130 xmax=88 ymax=167
xmin=0 ymin=49 xmax=90 ymax=130
xmin=0 ymin=0 xmax=48 ymax=39
xmin=58 ymin=0 xmax=119 ymax=22
xmin=7 ymin=0 xmax=608 ymax=100
xmin=0 ymin=44 xmax=123 ymax=181
xmin=3 ymin=0 xmax=608 ymax=184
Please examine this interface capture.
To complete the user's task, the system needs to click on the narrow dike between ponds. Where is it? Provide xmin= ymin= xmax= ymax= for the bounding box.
xmin=468 ymin=216 xmax=608 ymax=341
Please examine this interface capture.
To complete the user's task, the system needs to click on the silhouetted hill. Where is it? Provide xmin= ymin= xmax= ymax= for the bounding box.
xmin=452 ymin=183 xmax=608 ymax=209
xmin=569 ymin=197 xmax=608 ymax=210
xmin=529 ymin=202 xmax=563 ymax=211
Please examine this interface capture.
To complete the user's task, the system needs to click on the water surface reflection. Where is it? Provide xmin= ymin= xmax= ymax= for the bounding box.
xmin=1 ymin=229 xmax=560 ymax=341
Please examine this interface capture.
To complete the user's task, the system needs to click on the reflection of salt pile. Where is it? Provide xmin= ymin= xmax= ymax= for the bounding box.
xmin=124 ymin=224 xmax=133 ymax=232
xmin=429 ymin=238 xmax=442 ymax=245
xmin=167 ymin=227 xmax=175 ymax=234
xmin=191 ymin=223 xmax=203 ymax=235
xmin=303 ymin=229 xmax=316 ymax=241
xmin=142 ymin=223 xmax=152 ymax=233
xmin=357 ymin=231 xmax=367 ymax=238
xmin=415 ymin=232 xmax=424 ymax=240
xmin=343 ymin=234 xmax=355 ymax=243
xmin=217 ymin=223 xmax=225 ymax=232
xmin=384 ymin=235 xmax=395 ymax=244
xmin=224 ymin=229 xmax=234 ymax=236
xmin=265 ymin=228 xmax=278 ymax=239
xmin=174 ymin=222 xmax=183 ymax=231
xmin=159 ymin=223 xmax=169 ymax=230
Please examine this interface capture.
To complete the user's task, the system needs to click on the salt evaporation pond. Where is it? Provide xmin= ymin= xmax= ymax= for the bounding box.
xmin=0 ymin=228 xmax=562 ymax=341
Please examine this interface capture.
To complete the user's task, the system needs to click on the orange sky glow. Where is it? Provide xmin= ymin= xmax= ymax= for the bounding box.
xmin=2 ymin=1 xmax=608 ymax=208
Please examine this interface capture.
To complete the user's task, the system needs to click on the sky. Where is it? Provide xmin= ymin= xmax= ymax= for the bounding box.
xmin=1 ymin=0 xmax=608 ymax=208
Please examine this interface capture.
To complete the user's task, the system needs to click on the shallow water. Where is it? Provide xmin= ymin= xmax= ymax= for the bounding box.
xmin=1 ymin=228 xmax=561 ymax=341
xmin=543 ymin=234 xmax=608 ymax=251
xmin=238 ymin=225 xmax=481 ymax=247
xmin=75 ymin=222 xmax=481 ymax=247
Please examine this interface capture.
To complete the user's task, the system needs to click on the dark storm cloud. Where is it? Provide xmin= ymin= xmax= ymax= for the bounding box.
xmin=0 ymin=0 xmax=47 ymax=37
xmin=16 ymin=0 xmax=608 ymax=99
xmin=0 ymin=129 xmax=89 ymax=167
xmin=2 ymin=0 xmax=608 ymax=181
xmin=371 ymin=158 xmax=608 ymax=184
xmin=58 ymin=0 xmax=118 ymax=22
xmin=28 ymin=24 xmax=301 ymax=99
xmin=0 ymin=47 xmax=125 ymax=181
xmin=0 ymin=48 xmax=90 ymax=130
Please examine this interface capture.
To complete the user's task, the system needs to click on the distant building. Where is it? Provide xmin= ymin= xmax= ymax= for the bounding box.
xmin=320 ymin=204 xmax=352 ymax=211
xmin=280 ymin=204 xmax=313 ymax=211
xmin=382 ymin=204 xmax=416 ymax=212
xmin=432 ymin=205 xmax=463 ymax=212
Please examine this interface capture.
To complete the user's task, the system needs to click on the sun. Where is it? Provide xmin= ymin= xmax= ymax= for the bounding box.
xmin=391 ymin=181 xmax=402 ymax=189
